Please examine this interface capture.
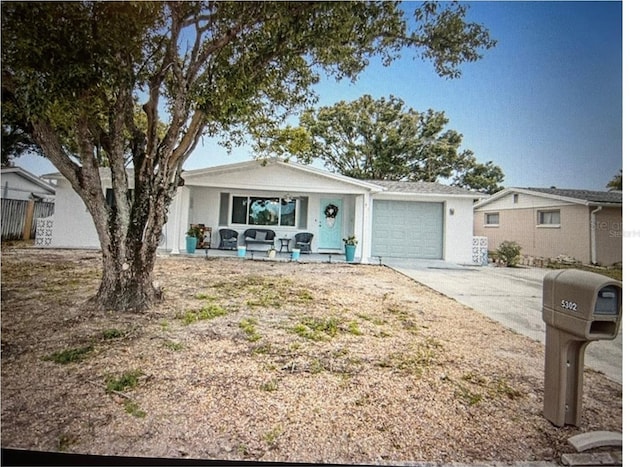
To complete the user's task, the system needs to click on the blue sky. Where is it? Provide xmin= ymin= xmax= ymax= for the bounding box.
xmin=19 ymin=1 xmax=624 ymax=192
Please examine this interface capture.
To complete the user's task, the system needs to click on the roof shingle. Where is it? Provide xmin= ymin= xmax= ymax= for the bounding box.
xmin=367 ymin=180 xmax=482 ymax=196
xmin=517 ymin=187 xmax=622 ymax=204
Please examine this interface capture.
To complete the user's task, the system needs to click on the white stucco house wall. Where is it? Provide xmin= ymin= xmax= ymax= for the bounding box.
xmin=44 ymin=159 xmax=485 ymax=264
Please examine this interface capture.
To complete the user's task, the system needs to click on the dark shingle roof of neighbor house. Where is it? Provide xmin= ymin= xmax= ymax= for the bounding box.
xmin=518 ymin=187 xmax=622 ymax=204
xmin=368 ymin=180 xmax=483 ymax=196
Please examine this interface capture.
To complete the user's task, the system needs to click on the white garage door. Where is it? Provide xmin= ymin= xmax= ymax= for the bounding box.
xmin=372 ymin=200 xmax=443 ymax=259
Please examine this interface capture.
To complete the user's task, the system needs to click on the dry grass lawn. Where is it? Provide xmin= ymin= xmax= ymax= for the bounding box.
xmin=0 ymin=247 xmax=622 ymax=464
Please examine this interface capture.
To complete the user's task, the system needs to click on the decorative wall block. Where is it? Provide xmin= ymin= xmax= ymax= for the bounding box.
xmin=471 ymin=236 xmax=488 ymax=266
xmin=35 ymin=217 xmax=54 ymax=247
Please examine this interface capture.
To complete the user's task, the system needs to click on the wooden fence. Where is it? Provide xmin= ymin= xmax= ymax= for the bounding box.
xmin=1 ymin=199 xmax=55 ymax=241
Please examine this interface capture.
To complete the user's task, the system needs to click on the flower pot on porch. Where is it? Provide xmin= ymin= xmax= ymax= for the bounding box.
xmin=291 ymin=248 xmax=301 ymax=261
xmin=186 ymin=236 xmax=197 ymax=254
xmin=345 ymin=244 xmax=356 ymax=262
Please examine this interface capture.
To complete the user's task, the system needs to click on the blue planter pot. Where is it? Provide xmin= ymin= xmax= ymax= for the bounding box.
xmin=186 ymin=236 xmax=197 ymax=254
xmin=345 ymin=244 xmax=356 ymax=262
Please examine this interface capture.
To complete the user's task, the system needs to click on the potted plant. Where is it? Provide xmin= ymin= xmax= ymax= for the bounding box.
xmin=343 ymin=235 xmax=357 ymax=262
xmin=185 ymin=226 xmax=201 ymax=254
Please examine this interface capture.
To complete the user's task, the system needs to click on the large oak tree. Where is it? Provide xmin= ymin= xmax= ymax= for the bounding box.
xmin=1 ymin=1 xmax=496 ymax=311
xmin=259 ymin=94 xmax=504 ymax=193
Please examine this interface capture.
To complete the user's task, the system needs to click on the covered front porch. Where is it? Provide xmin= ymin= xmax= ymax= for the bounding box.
xmin=162 ymin=160 xmax=383 ymax=261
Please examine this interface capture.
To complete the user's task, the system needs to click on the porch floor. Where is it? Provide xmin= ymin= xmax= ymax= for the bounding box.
xmin=157 ymin=247 xmax=463 ymax=269
xmin=158 ymin=247 xmax=364 ymax=264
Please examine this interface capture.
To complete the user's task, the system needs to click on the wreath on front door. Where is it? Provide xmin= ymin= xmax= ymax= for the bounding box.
xmin=324 ymin=203 xmax=339 ymax=229
xmin=324 ymin=203 xmax=339 ymax=219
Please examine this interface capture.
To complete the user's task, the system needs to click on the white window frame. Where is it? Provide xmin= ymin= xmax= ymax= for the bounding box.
xmin=230 ymin=194 xmax=297 ymax=227
xmin=484 ymin=212 xmax=500 ymax=227
xmin=537 ymin=209 xmax=561 ymax=228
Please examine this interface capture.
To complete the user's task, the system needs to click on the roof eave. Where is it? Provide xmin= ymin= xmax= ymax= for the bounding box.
xmin=474 ymin=187 xmax=621 ymax=208
xmin=183 ymin=159 xmax=385 ymax=193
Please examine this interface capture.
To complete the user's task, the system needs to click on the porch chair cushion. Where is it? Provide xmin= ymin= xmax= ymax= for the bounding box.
xmin=243 ymin=228 xmax=276 ymax=250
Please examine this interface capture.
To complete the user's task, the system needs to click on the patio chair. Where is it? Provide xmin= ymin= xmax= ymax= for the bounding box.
xmin=218 ymin=228 xmax=239 ymax=250
xmin=294 ymin=232 xmax=314 ymax=253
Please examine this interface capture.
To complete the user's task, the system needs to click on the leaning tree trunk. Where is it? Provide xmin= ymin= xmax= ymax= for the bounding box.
xmin=92 ymin=207 xmax=168 ymax=312
xmin=92 ymin=170 xmax=176 ymax=312
xmin=94 ymin=243 xmax=162 ymax=312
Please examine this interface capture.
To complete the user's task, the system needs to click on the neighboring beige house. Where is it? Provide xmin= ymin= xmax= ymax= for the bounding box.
xmin=474 ymin=187 xmax=622 ymax=266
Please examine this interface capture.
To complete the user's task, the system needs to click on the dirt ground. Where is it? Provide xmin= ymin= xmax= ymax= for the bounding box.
xmin=1 ymin=247 xmax=622 ymax=464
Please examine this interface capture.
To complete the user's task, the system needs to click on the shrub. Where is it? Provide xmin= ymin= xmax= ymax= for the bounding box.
xmin=496 ymin=241 xmax=521 ymax=267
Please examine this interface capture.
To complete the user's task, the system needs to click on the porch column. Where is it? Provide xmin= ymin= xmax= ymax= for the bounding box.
xmin=169 ymin=186 xmax=191 ymax=255
xmin=355 ymin=193 xmax=372 ymax=264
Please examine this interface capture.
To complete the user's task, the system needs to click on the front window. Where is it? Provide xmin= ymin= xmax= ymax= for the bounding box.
xmin=231 ymin=196 xmax=296 ymax=227
xmin=537 ymin=210 xmax=560 ymax=226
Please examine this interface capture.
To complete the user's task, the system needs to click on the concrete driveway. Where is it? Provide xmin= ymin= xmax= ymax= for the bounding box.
xmin=383 ymin=259 xmax=622 ymax=384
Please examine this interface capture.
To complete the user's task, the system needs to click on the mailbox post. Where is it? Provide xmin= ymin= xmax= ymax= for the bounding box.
xmin=542 ymin=269 xmax=621 ymax=427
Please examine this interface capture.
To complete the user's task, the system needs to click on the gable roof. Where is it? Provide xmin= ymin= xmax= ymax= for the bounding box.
xmin=1 ymin=166 xmax=56 ymax=195
xmin=183 ymin=159 xmax=384 ymax=192
xmin=474 ymin=187 xmax=622 ymax=209
xmin=517 ymin=187 xmax=622 ymax=204
xmin=368 ymin=180 xmax=487 ymax=198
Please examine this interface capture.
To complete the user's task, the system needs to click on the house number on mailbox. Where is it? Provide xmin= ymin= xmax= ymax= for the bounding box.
xmin=561 ymin=300 xmax=578 ymax=311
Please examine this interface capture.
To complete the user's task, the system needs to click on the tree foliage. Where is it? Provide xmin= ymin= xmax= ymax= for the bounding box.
xmin=606 ymin=170 xmax=622 ymax=191
xmin=259 ymin=94 xmax=504 ymax=193
xmin=1 ymin=1 xmax=496 ymax=311
xmin=1 ymin=125 xmax=43 ymax=167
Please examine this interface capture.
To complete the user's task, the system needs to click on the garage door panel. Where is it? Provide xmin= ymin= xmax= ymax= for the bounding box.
xmin=372 ymin=200 xmax=443 ymax=259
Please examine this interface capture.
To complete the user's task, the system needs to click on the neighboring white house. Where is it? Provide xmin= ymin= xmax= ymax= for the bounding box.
xmin=44 ymin=159 xmax=485 ymax=264
xmin=1 ymin=166 xmax=56 ymax=201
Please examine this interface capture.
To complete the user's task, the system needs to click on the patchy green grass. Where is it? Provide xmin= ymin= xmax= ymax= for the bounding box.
xmin=347 ymin=320 xmax=362 ymax=336
xmin=259 ymin=378 xmax=279 ymax=392
xmin=208 ymin=274 xmax=315 ymax=309
xmin=377 ymin=340 xmax=442 ymax=376
xmin=239 ymin=318 xmax=261 ymax=342
xmin=102 ymin=328 xmax=126 ymax=340
xmin=491 ymin=378 xmax=523 ymax=400
xmin=263 ymin=424 xmax=283 ymax=447
xmin=357 ymin=313 xmax=387 ymax=326
xmin=163 ymin=340 xmax=184 ymax=351
xmin=181 ymin=302 xmax=228 ymax=325
xmin=292 ymin=316 xmax=341 ymax=341
xmin=195 ymin=292 xmax=218 ymax=301
xmin=466 ymin=373 xmax=523 ymax=401
xmin=105 ymin=370 xmax=143 ymax=393
xmin=57 ymin=434 xmax=77 ymax=452
xmin=454 ymin=384 xmax=483 ymax=406
xmin=124 ymin=400 xmax=147 ymax=418
xmin=43 ymin=346 xmax=94 ymax=364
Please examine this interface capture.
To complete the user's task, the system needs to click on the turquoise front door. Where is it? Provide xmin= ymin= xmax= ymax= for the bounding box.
xmin=318 ymin=198 xmax=343 ymax=250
